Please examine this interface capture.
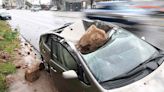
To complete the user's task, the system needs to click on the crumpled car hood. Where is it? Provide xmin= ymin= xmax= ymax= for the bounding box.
xmin=109 ymin=61 xmax=164 ymax=92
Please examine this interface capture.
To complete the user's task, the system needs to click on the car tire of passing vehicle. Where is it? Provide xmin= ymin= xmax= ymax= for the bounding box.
xmin=9 ymin=17 xmax=12 ymax=20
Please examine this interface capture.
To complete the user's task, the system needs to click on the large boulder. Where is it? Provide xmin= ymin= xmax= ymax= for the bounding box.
xmin=76 ymin=25 xmax=108 ymax=54
xmin=25 ymin=62 xmax=40 ymax=82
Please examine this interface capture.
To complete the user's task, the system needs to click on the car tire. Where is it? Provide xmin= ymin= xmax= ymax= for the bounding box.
xmin=9 ymin=17 xmax=12 ymax=20
xmin=40 ymin=55 xmax=50 ymax=72
xmin=39 ymin=62 xmax=45 ymax=70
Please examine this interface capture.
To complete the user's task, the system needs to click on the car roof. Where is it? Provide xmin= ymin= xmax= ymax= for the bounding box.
xmin=60 ymin=20 xmax=116 ymax=44
xmin=59 ymin=20 xmax=86 ymax=44
xmin=42 ymin=20 xmax=117 ymax=47
xmin=96 ymin=1 xmax=128 ymax=6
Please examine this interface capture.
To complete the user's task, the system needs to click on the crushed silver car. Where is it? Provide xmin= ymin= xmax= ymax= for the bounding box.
xmin=39 ymin=20 xmax=164 ymax=92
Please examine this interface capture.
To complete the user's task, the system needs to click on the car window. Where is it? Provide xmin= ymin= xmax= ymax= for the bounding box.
xmin=46 ymin=36 xmax=52 ymax=48
xmin=51 ymin=40 xmax=90 ymax=84
xmin=96 ymin=4 xmax=130 ymax=10
xmin=52 ymin=41 xmax=77 ymax=70
xmin=59 ymin=44 xmax=77 ymax=70
xmin=51 ymin=40 xmax=58 ymax=61
xmin=96 ymin=5 xmax=114 ymax=10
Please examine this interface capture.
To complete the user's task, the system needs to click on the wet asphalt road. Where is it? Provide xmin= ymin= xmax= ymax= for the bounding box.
xmin=7 ymin=10 xmax=164 ymax=51
xmin=126 ymin=24 xmax=164 ymax=51
xmin=8 ymin=10 xmax=81 ymax=51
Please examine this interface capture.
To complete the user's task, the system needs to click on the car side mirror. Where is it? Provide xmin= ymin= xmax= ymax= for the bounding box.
xmin=62 ymin=70 xmax=78 ymax=79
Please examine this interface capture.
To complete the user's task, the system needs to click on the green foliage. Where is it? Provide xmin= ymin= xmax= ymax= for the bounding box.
xmin=0 ymin=63 xmax=15 ymax=92
xmin=0 ymin=20 xmax=19 ymax=92
xmin=0 ymin=74 xmax=6 ymax=92
xmin=0 ymin=62 xmax=16 ymax=75
xmin=0 ymin=21 xmax=19 ymax=53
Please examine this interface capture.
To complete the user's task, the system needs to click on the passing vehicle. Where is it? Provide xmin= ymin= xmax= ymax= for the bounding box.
xmin=132 ymin=1 xmax=164 ymax=17
xmin=0 ymin=12 xmax=11 ymax=20
xmin=50 ymin=6 xmax=58 ymax=11
xmin=39 ymin=20 xmax=164 ymax=92
xmin=84 ymin=1 xmax=155 ymax=27
xmin=31 ymin=6 xmax=41 ymax=12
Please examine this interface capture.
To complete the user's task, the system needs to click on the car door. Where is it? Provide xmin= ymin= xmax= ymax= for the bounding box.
xmin=40 ymin=34 xmax=51 ymax=63
xmin=49 ymin=39 xmax=88 ymax=92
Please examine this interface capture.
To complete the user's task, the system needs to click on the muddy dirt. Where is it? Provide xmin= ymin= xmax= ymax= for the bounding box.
xmin=7 ymin=37 xmax=57 ymax=92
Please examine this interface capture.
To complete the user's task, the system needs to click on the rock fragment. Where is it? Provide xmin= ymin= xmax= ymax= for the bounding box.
xmin=25 ymin=62 xmax=41 ymax=82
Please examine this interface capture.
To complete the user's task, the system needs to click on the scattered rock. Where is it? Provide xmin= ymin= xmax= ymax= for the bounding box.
xmin=13 ymin=59 xmax=23 ymax=69
xmin=22 ymin=64 xmax=28 ymax=69
xmin=18 ymin=52 xmax=22 ymax=55
xmin=0 ymin=59 xmax=7 ymax=63
xmin=34 ymin=89 xmax=37 ymax=92
xmin=30 ymin=48 xmax=33 ymax=52
xmin=0 ymin=51 xmax=10 ymax=60
xmin=14 ymin=48 xmax=19 ymax=51
xmin=25 ymin=62 xmax=41 ymax=82
xmin=14 ymin=28 xmax=18 ymax=32
xmin=6 ymin=75 xmax=16 ymax=86
xmin=27 ymin=52 xmax=30 ymax=55
xmin=24 ymin=43 xmax=28 ymax=46
xmin=15 ymin=63 xmax=22 ymax=69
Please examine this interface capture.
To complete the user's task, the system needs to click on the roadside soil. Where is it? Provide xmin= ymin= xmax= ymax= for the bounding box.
xmin=6 ymin=37 xmax=57 ymax=92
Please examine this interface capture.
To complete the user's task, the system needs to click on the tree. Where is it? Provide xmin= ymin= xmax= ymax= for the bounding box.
xmin=90 ymin=0 xmax=94 ymax=8
xmin=39 ymin=0 xmax=41 ymax=5
xmin=2 ymin=4 xmax=5 ymax=8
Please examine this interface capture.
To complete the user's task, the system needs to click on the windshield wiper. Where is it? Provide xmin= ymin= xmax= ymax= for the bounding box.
xmin=102 ymin=53 xmax=164 ymax=82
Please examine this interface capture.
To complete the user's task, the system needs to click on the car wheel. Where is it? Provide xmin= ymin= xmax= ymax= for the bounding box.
xmin=39 ymin=62 xmax=45 ymax=70
xmin=9 ymin=17 xmax=12 ymax=20
xmin=40 ymin=55 xmax=50 ymax=72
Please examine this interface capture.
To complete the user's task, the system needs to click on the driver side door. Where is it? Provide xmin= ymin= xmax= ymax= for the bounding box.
xmin=49 ymin=39 xmax=85 ymax=92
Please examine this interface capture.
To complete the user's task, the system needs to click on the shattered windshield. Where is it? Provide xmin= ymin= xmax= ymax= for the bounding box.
xmin=82 ymin=29 xmax=157 ymax=82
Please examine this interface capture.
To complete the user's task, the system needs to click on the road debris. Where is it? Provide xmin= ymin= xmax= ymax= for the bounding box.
xmin=0 ymin=51 xmax=10 ymax=60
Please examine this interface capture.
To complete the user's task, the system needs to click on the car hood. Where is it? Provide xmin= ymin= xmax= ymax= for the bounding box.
xmin=108 ymin=61 xmax=164 ymax=92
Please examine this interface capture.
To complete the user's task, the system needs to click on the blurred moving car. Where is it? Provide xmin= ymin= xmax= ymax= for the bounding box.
xmin=134 ymin=5 xmax=164 ymax=17
xmin=84 ymin=1 xmax=155 ymax=27
xmin=31 ymin=6 xmax=41 ymax=12
xmin=50 ymin=6 xmax=57 ymax=11
xmin=39 ymin=20 xmax=164 ymax=92
xmin=6 ymin=7 xmax=11 ymax=10
xmin=0 ymin=12 xmax=11 ymax=20
xmin=157 ymin=7 xmax=164 ymax=16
